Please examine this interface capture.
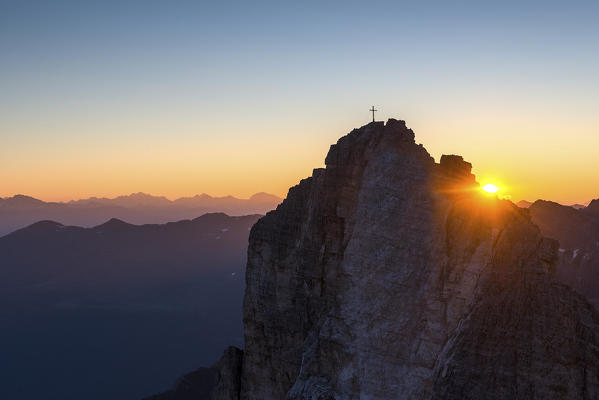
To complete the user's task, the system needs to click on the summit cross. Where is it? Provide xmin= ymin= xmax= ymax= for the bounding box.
xmin=369 ymin=106 xmax=377 ymax=122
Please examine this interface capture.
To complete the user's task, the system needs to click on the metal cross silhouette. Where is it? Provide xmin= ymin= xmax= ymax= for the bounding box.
xmin=369 ymin=106 xmax=377 ymax=122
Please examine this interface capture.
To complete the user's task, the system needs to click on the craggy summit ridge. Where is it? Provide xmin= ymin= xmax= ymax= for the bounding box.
xmin=213 ymin=120 xmax=599 ymax=399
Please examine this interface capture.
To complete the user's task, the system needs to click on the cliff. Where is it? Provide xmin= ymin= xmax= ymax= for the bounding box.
xmin=218 ymin=120 xmax=599 ymax=399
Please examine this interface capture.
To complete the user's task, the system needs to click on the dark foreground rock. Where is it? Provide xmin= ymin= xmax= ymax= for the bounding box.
xmin=143 ymin=367 xmax=217 ymax=400
xmin=143 ymin=347 xmax=242 ymax=400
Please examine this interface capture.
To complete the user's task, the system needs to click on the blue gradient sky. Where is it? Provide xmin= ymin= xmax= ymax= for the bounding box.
xmin=1 ymin=1 xmax=598 ymax=203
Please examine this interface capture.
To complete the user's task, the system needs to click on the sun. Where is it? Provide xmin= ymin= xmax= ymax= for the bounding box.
xmin=482 ymin=184 xmax=499 ymax=194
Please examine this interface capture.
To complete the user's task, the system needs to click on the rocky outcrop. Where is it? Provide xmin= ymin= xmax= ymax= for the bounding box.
xmin=210 ymin=347 xmax=244 ymax=400
xmin=586 ymin=199 xmax=599 ymax=215
xmin=143 ymin=347 xmax=243 ymax=400
xmin=212 ymin=120 xmax=599 ymax=399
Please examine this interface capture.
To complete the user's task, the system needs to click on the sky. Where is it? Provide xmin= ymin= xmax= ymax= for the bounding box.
xmin=1 ymin=0 xmax=598 ymax=204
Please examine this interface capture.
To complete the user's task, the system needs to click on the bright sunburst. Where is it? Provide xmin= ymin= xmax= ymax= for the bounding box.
xmin=482 ymin=184 xmax=499 ymax=194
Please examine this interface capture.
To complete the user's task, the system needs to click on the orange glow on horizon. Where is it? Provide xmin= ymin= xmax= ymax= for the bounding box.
xmin=1 ymin=117 xmax=598 ymax=205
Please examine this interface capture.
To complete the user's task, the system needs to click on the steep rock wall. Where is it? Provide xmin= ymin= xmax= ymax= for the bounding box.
xmin=235 ymin=120 xmax=599 ymax=399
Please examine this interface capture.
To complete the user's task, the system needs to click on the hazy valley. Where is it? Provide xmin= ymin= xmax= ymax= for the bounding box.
xmin=0 ymin=213 xmax=261 ymax=399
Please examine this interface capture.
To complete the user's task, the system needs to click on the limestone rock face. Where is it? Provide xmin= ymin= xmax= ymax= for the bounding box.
xmin=232 ymin=120 xmax=599 ymax=399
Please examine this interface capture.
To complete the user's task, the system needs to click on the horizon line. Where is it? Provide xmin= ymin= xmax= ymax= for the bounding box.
xmin=0 ymin=191 xmax=284 ymax=204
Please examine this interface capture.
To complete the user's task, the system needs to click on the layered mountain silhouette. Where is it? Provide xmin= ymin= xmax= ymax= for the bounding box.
xmin=528 ymin=199 xmax=599 ymax=308
xmin=152 ymin=120 xmax=599 ymax=399
xmin=0 ymin=192 xmax=281 ymax=237
xmin=515 ymin=199 xmax=533 ymax=208
xmin=516 ymin=199 xmax=589 ymax=210
xmin=0 ymin=214 xmax=260 ymax=400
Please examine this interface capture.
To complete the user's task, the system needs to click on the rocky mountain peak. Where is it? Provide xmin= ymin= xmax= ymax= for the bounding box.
xmin=438 ymin=154 xmax=474 ymax=181
xmin=94 ymin=218 xmax=132 ymax=232
xmin=2 ymin=194 xmax=46 ymax=208
xmin=516 ymin=199 xmax=533 ymax=208
xmin=587 ymin=198 xmax=599 ymax=215
xmin=206 ymin=119 xmax=599 ymax=399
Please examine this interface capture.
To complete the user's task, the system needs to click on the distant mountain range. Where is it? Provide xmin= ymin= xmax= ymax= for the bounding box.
xmin=516 ymin=199 xmax=588 ymax=209
xmin=0 ymin=192 xmax=281 ymax=236
xmin=0 ymin=213 xmax=260 ymax=400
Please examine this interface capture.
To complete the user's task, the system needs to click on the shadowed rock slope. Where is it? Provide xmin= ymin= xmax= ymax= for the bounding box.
xmin=528 ymin=199 xmax=599 ymax=309
xmin=172 ymin=119 xmax=599 ymax=399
